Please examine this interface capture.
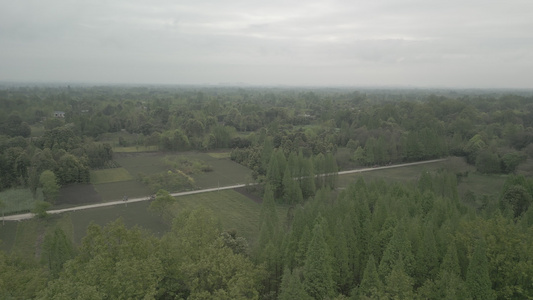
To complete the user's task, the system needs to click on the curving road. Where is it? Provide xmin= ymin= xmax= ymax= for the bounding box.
xmin=1 ymin=158 xmax=446 ymax=222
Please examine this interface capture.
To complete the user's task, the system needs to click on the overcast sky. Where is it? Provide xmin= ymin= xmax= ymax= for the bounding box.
xmin=1 ymin=0 xmax=532 ymax=88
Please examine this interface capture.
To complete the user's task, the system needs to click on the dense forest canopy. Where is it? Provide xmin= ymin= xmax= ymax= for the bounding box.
xmin=0 ymin=85 xmax=533 ymax=299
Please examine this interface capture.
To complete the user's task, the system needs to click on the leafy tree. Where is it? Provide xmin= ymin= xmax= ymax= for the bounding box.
xmin=160 ymin=208 xmax=263 ymax=299
xmin=500 ymin=184 xmax=532 ymax=219
xmin=41 ymin=219 xmax=163 ymax=299
xmin=32 ymin=200 xmax=51 ymax=218
xmin=40 ymin=170 xmax=59 ymax=203
xmin=149 ymin=189 xmax=175 ymax=222
xmin=475 ymin=150 xmax=501 ymax=174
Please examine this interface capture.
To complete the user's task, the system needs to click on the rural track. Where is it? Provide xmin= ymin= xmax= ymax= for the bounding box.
xmin=1 ymin=158 xmax=446 ymax=222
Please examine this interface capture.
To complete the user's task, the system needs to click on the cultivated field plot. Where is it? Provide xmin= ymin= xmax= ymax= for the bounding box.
xmin=115 ymin=152 xmax=170 ymax=176
xmin=56 ymin=184 xmax=102 ymax=207
xmin=113 ymin=146 xmax=159 ymax=153
xmin=90 ymin=167 xmax=134 ymax=184
xmin=93 ymin=180 xmax=151 ymax=201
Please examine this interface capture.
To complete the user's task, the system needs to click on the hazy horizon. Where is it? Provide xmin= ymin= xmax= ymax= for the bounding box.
xmin=2 ymin=0 xmax=532 ymax=89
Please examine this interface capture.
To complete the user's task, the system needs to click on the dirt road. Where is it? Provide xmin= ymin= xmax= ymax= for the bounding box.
xmin=1 ymin=158 xmax=446 ymax=221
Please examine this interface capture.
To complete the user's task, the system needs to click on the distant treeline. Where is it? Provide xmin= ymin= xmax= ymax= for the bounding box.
xmin=1 ymin=86 xmax=532 ymax=192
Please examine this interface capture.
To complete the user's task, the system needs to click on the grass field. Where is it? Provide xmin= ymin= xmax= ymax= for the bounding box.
xmin=113 ymin=146 xmax=159 ymax=153
xmin=207 ymin=152 xmax=231 ymax=159
xmin=90 ymin=167 xmax=134 ymax=184
xmin=166 ymin=189 xmax=280 ymax=243
xmin=338 ymin=157 xmax=474 ymax=187
xmin=116 ymin=152 xmax=252 ymax=190
xmin=0 ymin=189 xmax=43 ymax=215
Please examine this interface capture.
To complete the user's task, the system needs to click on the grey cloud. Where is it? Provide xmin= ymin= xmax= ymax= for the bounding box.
xmin=1 ymin=0 xmax=532 ymax=87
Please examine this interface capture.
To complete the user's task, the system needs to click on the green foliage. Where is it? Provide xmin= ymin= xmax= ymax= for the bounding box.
xmin=40 ymin=219 xmax=163 ymax=299
xmin=32 ymin=200 xmax=51 ymax=218
xmin=160 ymin=208 xmax=264 ymax=299
xmin=149 ymin=189 xmax=175 ymax=222
xmin=41 ymin=227 xmax=76 ymax=276
xmin=466 ymin=238 xmax=496 ymax=300
xmin=279 ymin=268 xmax=311 ymax=300
xmin=355 ymin=254 xmax=383 ymax=299
xmin=39 ymin=170 xmax=59 ymax=203
xmin=303 ymin=217 xmax=335 ymax=299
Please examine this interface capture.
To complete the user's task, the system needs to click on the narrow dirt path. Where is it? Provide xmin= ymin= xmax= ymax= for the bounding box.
xmin=1 ymin=158 xmax=446 ymax=222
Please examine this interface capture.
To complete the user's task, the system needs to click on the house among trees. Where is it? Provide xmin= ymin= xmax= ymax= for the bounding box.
xmin=53 ymin=111 xmax=65 ymax=118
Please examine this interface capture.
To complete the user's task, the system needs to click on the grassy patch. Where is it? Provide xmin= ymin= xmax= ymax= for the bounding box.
xmin=166 ymin=189 xmax=286 ymax=244
xmin=116 ymin=152 xmax=253 ymax=190
xmin=207 ymin=152 xmax=231 ymax=159
xmin=90 ymin=168 xmax=134 ymax=184
xmin=10 ymin=219 xmax=44 ymax=258
xmin=0 ymin=189 xmax=43 ymax=215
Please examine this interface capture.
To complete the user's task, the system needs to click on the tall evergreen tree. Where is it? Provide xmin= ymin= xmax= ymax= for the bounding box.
xmin=303 ymin=217 xmax=335 ymax=299
xmin=279 ymin=268 xmax=311 ymax=300
xmin=383 ymin=257 xmax=415 ymax=300
xmin=466 ymin=238 xmax=496 ymax=300
xmin=355 ymin=254 xmax=383 ymax=300
xmin=433 ymin=240 xmax=470 ymax=300
xmin=415 ymin=222 xmax=439 ymax=286
xmin=378 ymin=221 xmax=415 ymax=280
